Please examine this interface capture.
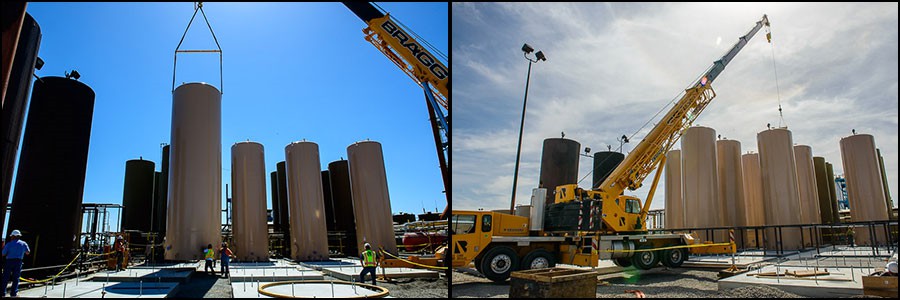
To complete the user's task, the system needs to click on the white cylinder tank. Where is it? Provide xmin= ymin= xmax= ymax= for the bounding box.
xmin=231 ymin=141 xmax=269 ymax=261
xmin=348 ymin=141 xmax=398 ymax=254
xmin=165 ymin=83 xmax=222 ymax=261
xmin=285 ymin=141 xmax=329 ymax=261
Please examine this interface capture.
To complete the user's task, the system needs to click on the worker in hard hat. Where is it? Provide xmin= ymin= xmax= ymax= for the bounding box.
xmin=114 ymin=235 xmax=127 ymax=272
xmin=219 ymin=242 xmax=234 ymax=278
xmin=2 ymin=230 xmax=31 ymax=297
xmin=203 ymin=244 xmax=216 ymax=275
xmin=359 ymin=243 xmax=379 ymax=285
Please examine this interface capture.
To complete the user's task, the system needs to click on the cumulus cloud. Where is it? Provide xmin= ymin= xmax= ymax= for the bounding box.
xmin=453 ymin=3 xmax=899 ymax=212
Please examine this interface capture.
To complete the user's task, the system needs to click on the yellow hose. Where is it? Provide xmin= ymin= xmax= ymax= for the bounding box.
xmin=379 ymin=250 xmax=447 ymax=270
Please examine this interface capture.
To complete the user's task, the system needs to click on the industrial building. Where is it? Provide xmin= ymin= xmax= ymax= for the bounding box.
xmin=1 ymin=2 xmax=447 ymax=298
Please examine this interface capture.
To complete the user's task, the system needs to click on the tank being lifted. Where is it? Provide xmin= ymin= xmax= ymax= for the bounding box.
xmin=348 ymin=141 xmax=398 ymax=254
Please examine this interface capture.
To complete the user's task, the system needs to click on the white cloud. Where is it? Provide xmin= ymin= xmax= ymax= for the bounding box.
xmin=453 ymin=3 xmax=899 ymax=214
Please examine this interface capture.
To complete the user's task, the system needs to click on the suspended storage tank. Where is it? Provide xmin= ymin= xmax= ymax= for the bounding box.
xmin=741 ymin=153 xmax=765 ymax=248
xmin=716 ymin=139 xmax=744 ymax=245
xmin=681 ymin=126 xmax=722 ymax=242
xmin=757 ymin=128 xmax=802 ymax=250
xmin=7 ymin=76 xmax=94 ymax=277
xmin=285 ymin=141 xmax=329 ymax=261
xmin=328 ymin=159 xmax=359 ymax=256
xmin=231 ymin=141 xmax=269 ymax=261
xmin=122 ymin=158 xmax=156 ymax=246
xmin=539 ymin=138 xmax=580 ymax=204
xmin=794 ymin=145 xmax=820 ymax=227
xmin=813 ymin=157 xmax=836 ymax=223
xmin=165 ymin=83 xmax=222 ymax=261
xmin=153 ymin=145 xmax=170 ymax=241
xmin=826 ymin=162 xmax=840 ymax=221
xmin=592 ymin=151 xmax=625 ymax=189
xmin=1 ymin=13 xmax=40 ymax=222
xmin=664 ymin=150 xmax=683 ymax=229
xmin=839 ymin=134 xmax=890 ymax=245
xmin=322 ymin=170 xmax=336 ymax=231
xmin=348 ymin=141 xmax=398 ymax=254
xmin=276 ymin=160 xmax=290 ymax=257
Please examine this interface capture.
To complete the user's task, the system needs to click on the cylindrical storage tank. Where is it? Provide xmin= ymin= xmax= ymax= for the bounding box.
xmin=270 ymin=171 xmax=281 ymax=233
xmin=876 ymin=149 xmax=894 ymax=220
xmin=681 ymin=126 xmax=721 ymax=242
xmin=348 ymin=141 xmax=398 ymax=254
xmin=813 ymin=157 xmax=835 ymax=223
xmin=826 ymin=162 xmax=840 ymax=222
xmin=122 ymin=158 xmax=156 ymax=246
xmin=592 ymin=151 xmax=625 ymax=189
xmin=716 ymin=140 xmax=744 ymax=245
xmin=757 ymin=128 xmax=802 ymax=250
xmin=276 ymin=161 xmax=290 ymax=256
xmin=165 ymin=83 xmax=221 ymax=261
xmin=794 ymin=145 xmax=820 ymax=227
xmin=1 ymin=13 xmax=41 ymax=222
xmin=840 ymin=134 xmax=890 ymax=245
xmin=154 ymin=145 xmax=170 ymax=240
xmin=328 ymin=160 xmax=358 ymax=256
xmin=322 ymin=170 xmax=336 ymax=231
xmin=539 ymin=138 xmax=580 ymax=204
xmin=231 ymin=141 xmax=269 ymax=261
xmin=664 ymin=150 xmax=683 ymax=229
xmin=741 ymin=153 xmax=765 ymax=248
xmin=285 ymin=141 xmax=329 ymax=261
xmin=7 ymin=76 xmax=94 ymax=277
xmin=515 ymin=205 xmax=532 ymax=218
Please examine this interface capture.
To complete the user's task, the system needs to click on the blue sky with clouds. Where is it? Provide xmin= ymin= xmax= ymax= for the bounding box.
xmin=453 ymin=3 xmax=898 ymax=213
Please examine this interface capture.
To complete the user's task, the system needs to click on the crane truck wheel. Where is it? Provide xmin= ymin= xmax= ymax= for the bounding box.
xmin=479 ymin=246 xmax=519 ymax=282
xmin=520 ymin=249 xmax=556 ymax=270
xmin=631 ymin=246 xmax=660 ymax=270
xmin=612 ymin=258 xmax=633 ymax=267
xmin=661 ymin=247 xmax=686 ymax=268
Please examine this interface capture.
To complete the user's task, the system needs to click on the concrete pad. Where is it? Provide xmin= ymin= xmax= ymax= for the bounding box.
xmin=88 ymin=268 xmax=194 ymax=283
xmin=321 ymin=266 xmax=438 ymax=281
xmin=683 ymin=252 xmax=777 ymax=268
xmin=719 ymin=265 xmax=873 ymax=297
xmin=297 ymin=259 xmax=360 ymax=271
xmin=229 ymin=260 xmax=298 ymax=269
xmin=226 ymin=267 xmax=325 ymax=282
xmin=15 ymin=281 xmax=177 ymax=298
xmin=231 ymin=281 xmax=389 ymax=298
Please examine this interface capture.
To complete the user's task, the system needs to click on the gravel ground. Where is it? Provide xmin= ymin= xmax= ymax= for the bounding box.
xmin=173 ymin=271 xmax=234 ymax=298
xmin=379 ymin=277 xmax=448 ymax=298
xmin=452 ymin=268 xmax=812 ymax=298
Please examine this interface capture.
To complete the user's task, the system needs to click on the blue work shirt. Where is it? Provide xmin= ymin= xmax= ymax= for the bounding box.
xmin=2 ymin=239 xmax=30 ymax=260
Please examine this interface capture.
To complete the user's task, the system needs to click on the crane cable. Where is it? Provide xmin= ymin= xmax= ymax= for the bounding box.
xmin=767 ymin=25 xmax=786 ymax=128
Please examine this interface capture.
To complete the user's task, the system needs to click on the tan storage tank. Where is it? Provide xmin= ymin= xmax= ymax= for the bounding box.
xmin=813 ymin=157 xmax=836 ymax=223
xmin=825 ymin=162 xmax=840 ymax=222
xmin=794 ymin=145 xmax=820 ymax=227
xmin=348 ymin=141 xmax=398 ymax=254
xmin=664 ymin=150 xmax=683 ymax=229
xmin=716 ymin=140 xmax=744 ymax=245
xmin=285 ymin=141 xmax=329 ymax=261
xmin=839 ymin=134 xmax=890 ymax=245
xmin=165 ymin=83 xmax=222 ymax=261
xmin=231 ymin=141 xmax=269 ymax=261
xmin=741 ymin=153 xmax=765 ymax=248
xmin=757 ymin=128 xmax=802 ymax=250
xmin=681 ymin=126 xmax=722 ymax=242
xmin=876 ymin=149 xmax=894 ymax=220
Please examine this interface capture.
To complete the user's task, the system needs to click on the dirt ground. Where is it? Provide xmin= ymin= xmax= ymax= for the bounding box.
xmin=380 ymin=277 xmax=449 ymax=298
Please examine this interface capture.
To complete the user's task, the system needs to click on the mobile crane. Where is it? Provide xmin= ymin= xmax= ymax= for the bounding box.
xmin=343 ymin=2 xmax=450 ymax=220
xmin=452 ymin=14 xmax=771 ymax=282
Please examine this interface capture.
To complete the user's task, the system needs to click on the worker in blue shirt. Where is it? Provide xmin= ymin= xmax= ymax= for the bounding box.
xmin=2 ymin=230 xmax=31 ymax=297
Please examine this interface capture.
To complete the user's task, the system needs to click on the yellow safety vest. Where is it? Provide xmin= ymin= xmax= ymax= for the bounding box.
xmin=204 ymin=249 xmax=215 ymax=260
xmin=362 ymin=250 xmax=377 ymax=267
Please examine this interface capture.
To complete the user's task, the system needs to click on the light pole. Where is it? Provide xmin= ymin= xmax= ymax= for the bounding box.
xmin=510 ymin=43 xmax=546 ymax=213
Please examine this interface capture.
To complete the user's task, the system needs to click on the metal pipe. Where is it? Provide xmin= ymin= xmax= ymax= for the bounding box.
xmin=510 ymin=59 xmax=533 ymax=213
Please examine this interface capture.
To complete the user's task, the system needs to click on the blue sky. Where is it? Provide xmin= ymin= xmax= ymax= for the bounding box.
xmin=5 ymin=2 xmax=447 ymax=234
xmin=454 ymin=3 xmax=897 ymax=212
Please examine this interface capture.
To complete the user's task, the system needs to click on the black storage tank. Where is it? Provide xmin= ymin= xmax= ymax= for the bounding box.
xmin=153 ymin=145 xmax=169 ymax=240
xmin=328 ymin=159 xmax=358 ymax=256
xmin=270 ymin=171 xmax=281 ymax=232
xmin=122 ymin=159 xmax=155 ymax=245
xmin=538 ymin=138 xmax=581 ymax=204
xmin=275 ymin=161 xmax=290 ymax=256
xmin=592 ymin=151 xmax=625 ymax=189
xmin=7 ymin=76 xmax=94 ymax=278
xmin=1 ymin=13 xmax=41 ymax=221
